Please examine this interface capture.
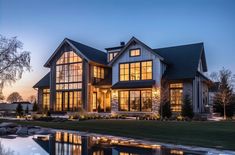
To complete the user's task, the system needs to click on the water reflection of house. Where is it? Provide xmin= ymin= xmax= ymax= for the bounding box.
xmin=33 ymin=131 xmax=186 ymax=155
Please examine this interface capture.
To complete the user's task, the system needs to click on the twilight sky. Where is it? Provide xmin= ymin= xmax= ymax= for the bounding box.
xmin=0 ymin=0 xmax=235 ymax=101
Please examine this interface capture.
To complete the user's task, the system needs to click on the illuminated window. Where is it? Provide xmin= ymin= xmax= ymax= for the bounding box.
xmin=119 ymin=61 xmax=152 ymax=81
xmin=130 ymin=91 xmax=140 ymax=111
xmin=92 ymin=92 xmax=97 ymax=111
xmin=55 ymin=132 xmax=61 ymax=141
xmin=56 ymin=92 xmax=62 ymax=111
xmin=42 ymin=89 xmax=50 ymax=110
xmin=119 ymin=91 xmax=129 ymax=111
xmin=170 ymin=83 xmax=183 ymax=88
xmin=141 ymin=90 xmax=152 ymax=112
xmin=56 ymin=51 xmax=82 ymax=90
xmin=141 ymin=61 xmax=152 ymax=80
xmin=108 ymin=51 xmax=118 ymax=62
xmin=56 ymin=51 xmax=82 ymax=64
xmin=55 ymin=51 xmax=82 ymax=112
xmin=130 ymin=48 xmax=141 ymax=57
xmin=73 ymin=91 xmax=82 ymax=110
xmin=130 ymin=62 xmax=140 ymax=80
xmin=55 ymin=91 xmax=81 ymax=111
xmin=120 ymin=64 xmax=129 ymax=81
xmin=119 ymin=90 xmax=152 ymax=112
xmin=170 ymin=83 xmax=183 ymax=112
xmin=93 ymin=66 xmax=104 ymax=79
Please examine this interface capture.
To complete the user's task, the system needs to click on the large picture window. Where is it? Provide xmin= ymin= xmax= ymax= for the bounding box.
xmin=55 ymin=51 xmax=82 ymax=111
xmin=170 ymin=83 xmax=183 ymax=112
xmin=119 ymin=90 xmax=152 ymax=112
xmin=119 ymin=60 xmax=152 ymax=81
xmin=56 ymin=51 xmax=82 ymax=90
xmin=55 ymin=91 xmax=81 ymax=111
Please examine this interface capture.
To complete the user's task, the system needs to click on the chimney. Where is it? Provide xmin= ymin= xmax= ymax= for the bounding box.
xmin=120 ymin=42 xmax=125 ymax=46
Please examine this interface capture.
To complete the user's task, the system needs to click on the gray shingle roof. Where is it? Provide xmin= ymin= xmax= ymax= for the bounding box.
xmin=112 ymin=80 xmax=155 ymax=89
xmin=67 ymin=38 xmax=107 ymax=65
xmin=153 ymin=43 xmax=206 ymax=80
xmin=33 ymin=72 xmax=50 ymax=88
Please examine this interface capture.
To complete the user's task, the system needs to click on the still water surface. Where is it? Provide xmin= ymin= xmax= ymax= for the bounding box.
xmin=0 ymin=130 xmax=234 ymax=155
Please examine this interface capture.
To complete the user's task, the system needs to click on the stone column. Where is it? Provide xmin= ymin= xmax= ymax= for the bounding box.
xmin=111 ymin=90 xmax=118 ymax=113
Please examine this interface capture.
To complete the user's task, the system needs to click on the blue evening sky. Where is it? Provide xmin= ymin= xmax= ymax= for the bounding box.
xmin=0 ymin=0 xmax=235 ymax=99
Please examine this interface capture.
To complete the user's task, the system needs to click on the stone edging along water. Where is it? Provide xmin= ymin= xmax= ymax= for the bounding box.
xmin=54 ymin=129 xmax=235 ymax=155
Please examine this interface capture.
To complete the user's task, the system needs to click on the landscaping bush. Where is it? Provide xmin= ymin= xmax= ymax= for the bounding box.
xmin=159 ymin=100 xmax=172 ymax=119
xmin=181 ymin=94 xmax=194 ymax=119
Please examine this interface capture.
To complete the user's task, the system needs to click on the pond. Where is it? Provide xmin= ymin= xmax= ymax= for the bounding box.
xmin=0 ymin=130 xmax=234 ymax=155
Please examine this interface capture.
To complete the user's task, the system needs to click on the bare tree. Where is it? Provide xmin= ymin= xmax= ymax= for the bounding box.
xmin=28 ymin=95 xmax=36 ymax=103
xmin=0 ymin=35 xmax=30 ymax=95
xmin=7 ymin=92 xmax=23 ymax=103
xmin=212 ymin=68 xmax=235 ymax=119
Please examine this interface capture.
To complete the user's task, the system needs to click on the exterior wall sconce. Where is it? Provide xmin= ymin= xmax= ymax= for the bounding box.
xmin=112 ymin=90 xmax=118 ymax=99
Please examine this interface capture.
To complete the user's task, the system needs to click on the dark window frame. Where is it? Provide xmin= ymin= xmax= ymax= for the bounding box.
xmin=129 ymin=48 xmax=141 ymax=57
xmin=169 ymin=83 xmax=183 ymax=112
xmin=119 ymin=60 xmax=153 ymax=82
xmin=118 ymin=89 xmax=152 ymax=112
xmin=108 ymin=51 xmax=119 ymax=62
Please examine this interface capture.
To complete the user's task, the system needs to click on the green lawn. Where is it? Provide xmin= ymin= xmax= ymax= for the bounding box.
xmin=2 ymin=120 xmax=235 ymax=150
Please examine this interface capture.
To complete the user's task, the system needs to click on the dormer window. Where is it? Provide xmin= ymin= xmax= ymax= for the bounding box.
xmin=108 ymin=51 xmax=118 ymax=62
xmin=130 ymin=48 xmax=141 ymax=57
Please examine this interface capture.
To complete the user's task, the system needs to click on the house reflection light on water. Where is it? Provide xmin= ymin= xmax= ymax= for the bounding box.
xmin=0 ymin=130 xmax=215 ymax=155
xmin=31 ymin=131 xmax=194 ymax=155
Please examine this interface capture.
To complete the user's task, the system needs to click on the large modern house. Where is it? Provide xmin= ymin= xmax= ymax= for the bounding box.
xmin=33 ymin=37 xmax=210 ymax=115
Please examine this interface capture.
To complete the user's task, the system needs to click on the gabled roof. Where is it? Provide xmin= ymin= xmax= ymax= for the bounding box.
xmin=67 ymin=38 xmax=107 ymax=65
xmin=153 ymin=43 xmax=207 ymax=80
xmin=33 ymin=72 xmax=50 ymax=88
xmin=109 ymin=37 xmax=164 ymax=65
xmin=44 ymin=38 xmax=107 ymax=67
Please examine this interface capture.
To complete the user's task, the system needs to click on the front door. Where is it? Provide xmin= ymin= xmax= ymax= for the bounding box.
xmin=55 ymin=91 xmax=82 ymax=111
xmin=99 ymin=90 xmax=111 ymax=112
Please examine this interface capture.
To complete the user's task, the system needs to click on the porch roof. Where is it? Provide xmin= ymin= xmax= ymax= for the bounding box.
xmin=33 ymin=72 xmax=50 ymax=88
xmin=111 ymin=80 xmax=155 ymax=89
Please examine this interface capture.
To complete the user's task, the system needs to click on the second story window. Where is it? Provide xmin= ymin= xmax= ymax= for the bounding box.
xmin=130 ymin=48 xmax=141 ymax=57
xmin=94 ymin=66 xmax=104 ymax=79
xmin=120 ymin=63 xmax=129 ymax=81
xmin=141 ymin=61 xmax=152 ymax=80
xmin=119 ymin=60 xmax=152 ymax=81
xmin=130 ymin=62 xmax=140 ymax=80
xmin=56 ymin=51 xmax=82 ymax=90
